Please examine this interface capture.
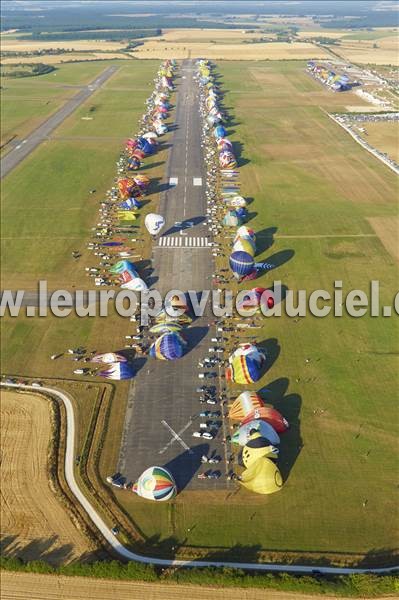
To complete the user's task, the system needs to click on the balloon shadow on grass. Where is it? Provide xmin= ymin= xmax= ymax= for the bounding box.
xmin=164 ymin=443 xmax=210 ymax=491
xmin=255 ymin=226 xmax=277 ymax=255
xmin=258 ymin=377 xmax=303 ymax=483
xmin=257 ymin=338 xmax=280 ymax=375
xmin=263 ymin=249 xmax=295 ymax=271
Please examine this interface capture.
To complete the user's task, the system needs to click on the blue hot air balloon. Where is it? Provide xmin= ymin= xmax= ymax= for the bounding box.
xmin=229 ymin=251 xmax=255 ymax=279
xmin=214 ymin=125 xmax=227 ymax=139
xmin=149 ymin=332 xmax=187 ymax=361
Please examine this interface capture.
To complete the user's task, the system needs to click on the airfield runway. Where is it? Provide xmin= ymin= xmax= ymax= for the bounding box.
xmin=118 ymin=60 xmax=228 ymax=491
xmin=0 ymin=65 xmax=118 ymax=179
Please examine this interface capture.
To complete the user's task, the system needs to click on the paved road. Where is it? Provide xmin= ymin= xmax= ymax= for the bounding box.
xmin=0 ymin=66 xmax=118 ymax=179
xmin=117 ymin=60 xmax=228 ymax=492
xmin=2 ymin=381 xmax=397 ymax=573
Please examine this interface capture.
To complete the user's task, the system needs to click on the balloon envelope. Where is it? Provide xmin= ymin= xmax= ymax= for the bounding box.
xmin=229 ymin=391 xmax=265 ymax=421
xmin=145 ymin=213 xmax=165 ymax=236
xmin=98 ymin=362 xmax=135 ymax=380
xmin=242 ymin=406 xmax=289 ymax=433
xmin=133 ymin=466 xmax=176 ymax=501
xmin=229 ymin=251 xmax=254 ymax=278
xmin=91 ymin=352 xmax=127 ymax=364
xmin=239 ymin=458 xmax=283 ymax=495
xmin=233 ymin=420 xmax=280 ymax=446
xmin=149 ymin=332 xmax=186 ymax=360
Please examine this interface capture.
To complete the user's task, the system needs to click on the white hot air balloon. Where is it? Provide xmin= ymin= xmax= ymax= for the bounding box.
xmin=145 ymin=213 xmax=165 ymax=237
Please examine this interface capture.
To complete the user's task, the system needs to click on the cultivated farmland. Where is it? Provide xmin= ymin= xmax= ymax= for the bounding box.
xmin=0 ymin=391 xmax=94 ymax=564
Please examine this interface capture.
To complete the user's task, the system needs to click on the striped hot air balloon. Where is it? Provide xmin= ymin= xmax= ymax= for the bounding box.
xmin=228 ymin=391 xmax=265 ymax=421
xmin=133 ymin=466 xmax=176 ymax=501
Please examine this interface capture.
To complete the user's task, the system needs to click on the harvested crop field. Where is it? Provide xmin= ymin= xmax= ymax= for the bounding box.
xmin=359 ymin=120 xmax=399 ymax=163
xmin=0 ymin=572 xmax=368 ymax=600
xmin=134 ymin=41 xmax=329 ymax=60
xmin=0 ymin=391 xmax=92 ymax=565
xmin=335 ymin=36 xmax=399 ymax=66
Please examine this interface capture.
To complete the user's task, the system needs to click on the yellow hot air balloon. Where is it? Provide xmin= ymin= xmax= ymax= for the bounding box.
xmin=239 ymin=457 xmax=283 ymax=495
xmin=241 ymin=433 xmax=279 ymax=468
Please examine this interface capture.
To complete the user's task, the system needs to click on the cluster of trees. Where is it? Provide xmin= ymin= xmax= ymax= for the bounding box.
xmin=1 ymin=63 xmax=56 ymax=78
xmin=24 ymin=29 xmax=161 ymax=42
xmin=0 ymin=555 xmax=397 ymax=597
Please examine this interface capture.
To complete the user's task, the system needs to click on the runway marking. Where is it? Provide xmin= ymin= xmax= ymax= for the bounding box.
xmin=169 ymin=177 xmax=178 ymax=186
xmin=193 ymin=177 xmax=202 ymax=186
xmin=158 ymin=237 xmax=210 ymax=247
xmin=159 ymin=419 xmax=193 ymax=454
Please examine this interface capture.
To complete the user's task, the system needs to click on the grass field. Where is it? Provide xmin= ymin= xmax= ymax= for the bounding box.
xmin=109 ymin=60 xmax=398 ymax=563
xmin=0 ymin=62 xmax=118 ymax=149
xmin=357 ymin=120 xmax=399 ymax=163
xmin=0 ymin=391 xmax=93 ymax=564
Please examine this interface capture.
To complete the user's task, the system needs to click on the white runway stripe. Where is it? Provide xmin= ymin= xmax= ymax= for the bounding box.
xmin=158 ymin=236 xmax=210 ymax=248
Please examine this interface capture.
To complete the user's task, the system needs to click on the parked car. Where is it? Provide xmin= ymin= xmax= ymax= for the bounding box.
xmin=192 ymin=431 xmax=214 ymax=440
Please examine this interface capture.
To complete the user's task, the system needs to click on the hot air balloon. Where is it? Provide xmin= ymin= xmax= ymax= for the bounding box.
xmin=155 ymin=309 xmax=193 ymax=326
xmin=133 ymin=174 xmax=150 ymax=189
xmin=214 ymin=125 xmax=227 ymax=139
xmin=117 ymin=211 xmax=136 ymax=221
xmin=241 ymin=432 xmax=279 ymax=468
xmin=218 ymin=138 xmax=233 ymax=151
xmin=91 ymin=352 xmax=127 ymax=364
xmin=229 ymin=251 xmax=255 ymax=279
xmin=234 ymin=226 xmax=256 ymax=244
xmin=232 ymin=419 xmax=280 ymax=446
xmin=119 ymin=198 xmax=141 ymax=210
xmin=233 ymin=237 xmax=255 ymax=256
xmin=118 ymin=178 xmax=135 ymax=199
xmin=228 ymin=196 xmax=247 ymax=209
xmin=219 ymin=151 xmax=237 ymax=170
xmin=98 ymin=362 xmax=135 ymax=380
xmin=145 ymin=213 xmax=165 ymax=236
xmin=223 ymin=210 xmax=243 ymax=228
xmin=242 ymin=406 xmax=289 ymax=433
xmin=236 ymin=287 xmax=275 ymax=315
xmin=228 ymin=391 xmax=265 ymax=421
xmin=225 ymin=344 xmax=265 ymax=385
xmin=149 ymin=332 xmax=187 ymax=360
xmin=149 ymin=321 xmax=184 ymax=335
xmin=133 ymin=466 xmax=176 ymax=501
xmin=239 ymin=458 xmax=283 ymax=495
xmin=121 ymin=277 xmax=148 ymax=292
xmin=128 ymin=157 xmax=141 ymax=170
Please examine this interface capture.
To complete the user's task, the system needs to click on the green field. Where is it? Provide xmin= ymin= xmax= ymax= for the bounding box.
xmin=1 ymin=59 xmax=167 ymax=379
xmin=0 ymin=62 xmax=120 ymax=150
xmin=110 ymin=61 xmax=398 ymax=564
xmin=1 ymin=58 xmax=398 ymax=566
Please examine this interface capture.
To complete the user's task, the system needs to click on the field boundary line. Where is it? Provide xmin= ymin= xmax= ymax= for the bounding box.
xmin=1 ymin=381 xmax=398 ymax=574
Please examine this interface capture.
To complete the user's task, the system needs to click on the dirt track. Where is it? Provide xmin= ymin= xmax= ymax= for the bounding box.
xmin=0 ymin=391 xmax=92 ymax=564
xmin=0 ymin=572 xmax=363 ymax=600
